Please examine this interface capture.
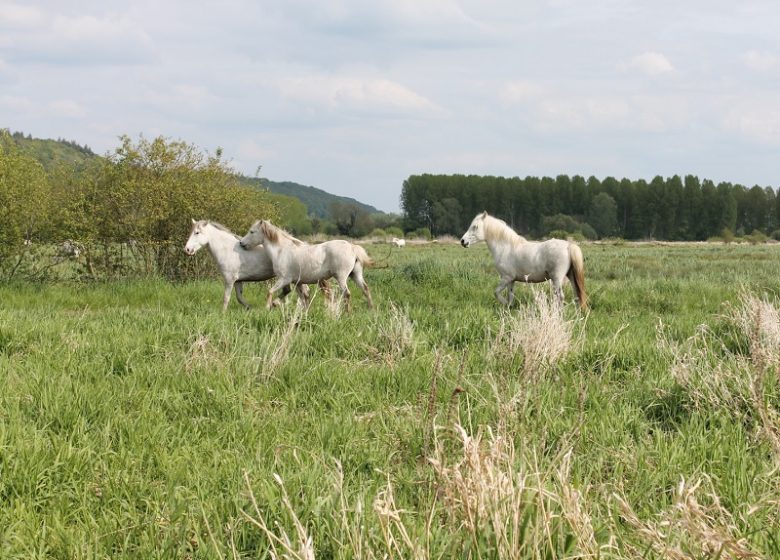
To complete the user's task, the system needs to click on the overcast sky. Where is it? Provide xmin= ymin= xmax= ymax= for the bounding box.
xmin=2 ymin=1 xmax=779 ymax=212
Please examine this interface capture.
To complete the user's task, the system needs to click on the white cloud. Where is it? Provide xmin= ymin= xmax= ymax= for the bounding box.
xmin=278 ymin=75 xmax=442 ymax=115
xmin=0 ymin=3 xmax=43 ymax=28
xmin=499 ymin=81 xmax=545 ymax=103
xmin=743 ymin=49 xmax=778 ymax=72
xmin=3 ymin=12 xmax=154 ymax=65
xmin=48 ymin=99 xmax=86 ymax=118
xmin=0 ymin=94 xmax=34 ymax=113
xmin=724 ymin=101 xmax=780 ymax=145
xmin=626 ymin=51 xmax=675 ymax=76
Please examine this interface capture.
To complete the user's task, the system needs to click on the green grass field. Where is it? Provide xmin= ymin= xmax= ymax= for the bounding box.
xmin=1 ymin=241 xmax=780 ymax=558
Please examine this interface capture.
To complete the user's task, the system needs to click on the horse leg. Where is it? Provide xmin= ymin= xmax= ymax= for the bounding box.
xmin=234 ymin=281 xmax=250 ymax=309
xmin=295 ymin=284 xmax=311 ymax=309
xmin=222 ymin=280 xmax=235 ymax=312
xmin=494 ymin=277 xmax=513 ymax=306
xmin=266 ymin=279 xmax=289 ymax=310
xmin=276 ymin=284 xmax=293 ymax=303
xmin=551 ymin=278 xmax=564 ymax=307
xmin=337 ymin=275 xmax=351 ymax=312
xmin=506 ymin=281 xmax=515 ymax=307
xmin=318 ymin=279 xmax=333 ymax=303
xmin=350 ymin=262 xmax=373 ymax=309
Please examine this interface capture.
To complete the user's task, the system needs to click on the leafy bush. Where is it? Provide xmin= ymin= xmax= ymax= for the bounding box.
xmin=409 ymin=227 xmax=432 ymax=240
xmin=745 ymin=229 xmax=768 ymax=245
xmin=385 ymin=226 xmax=404 ymax=239
xmin=0 ymin=133 xmax=280 ymax=279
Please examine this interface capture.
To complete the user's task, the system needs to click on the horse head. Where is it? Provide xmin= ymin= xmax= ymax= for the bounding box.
xmin=239 ymin=220 xmax=267 ymax=249
xmin=184 ymin=219 xmax=210 ymax=255
xmin=460 ymin=211 xmax=488 ymax=247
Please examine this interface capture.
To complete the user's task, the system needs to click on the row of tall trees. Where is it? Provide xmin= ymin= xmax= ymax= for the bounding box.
xmin=401 ymin=174 xmax=780 ymax=240
xmin=0 ymin=132 xmax=279 ymax=278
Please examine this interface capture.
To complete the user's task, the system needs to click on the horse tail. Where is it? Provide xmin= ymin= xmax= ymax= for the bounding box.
xmin=567 ymin=242 xmax=587 ymax=310
xmin=353 ymin=244 xmax=373 ymax=267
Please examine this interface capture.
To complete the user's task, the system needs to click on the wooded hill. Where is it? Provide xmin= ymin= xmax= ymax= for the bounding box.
xmin=240 ymin=177 xmax=378 ymax=218
xmin=401 ymin=173 xmax=780 ymax=241
xmin=6 ymin=130 xmax=378 ymax=219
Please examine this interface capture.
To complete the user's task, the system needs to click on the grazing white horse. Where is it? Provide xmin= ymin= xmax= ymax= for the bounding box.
xmin=391 ymin=237 xmax=406 ymax=247
xmin=460 ymin=212 xmax=587 ymax=309
xmin=240 ymin=219 xmax=373 ymax=311
xmin=183 ymin=219 xmax=308 ymax=311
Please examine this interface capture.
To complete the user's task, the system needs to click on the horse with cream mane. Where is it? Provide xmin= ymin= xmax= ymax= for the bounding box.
xmin=460 ymin=212 xmax=587 ymax=309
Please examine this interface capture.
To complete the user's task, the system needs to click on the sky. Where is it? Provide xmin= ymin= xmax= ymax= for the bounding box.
xmin=1 ymin=1 xmax=779 ymax=212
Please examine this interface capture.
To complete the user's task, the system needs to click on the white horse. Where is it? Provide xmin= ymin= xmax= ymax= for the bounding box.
xmin=239 ymin=219 xmax=374 ymax=311
xmin=183 ymin=219 xmax=309 ymax=311
xmin=391 ymin=237 xmax=406 ymax=247
xmin=460 ymin=212 xmax=587 ymax=309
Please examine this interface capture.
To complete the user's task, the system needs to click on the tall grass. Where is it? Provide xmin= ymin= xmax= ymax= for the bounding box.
xmin=1 ymin=243 xmax=780 ymax=558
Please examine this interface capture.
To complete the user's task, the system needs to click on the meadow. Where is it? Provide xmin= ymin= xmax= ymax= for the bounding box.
xmin=1 ymin=241 xmax=780 ymax=559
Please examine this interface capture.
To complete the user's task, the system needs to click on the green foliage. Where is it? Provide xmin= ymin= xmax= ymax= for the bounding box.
xmin=6 ymin=129 xmax=97 ymax=171
xmin=746 ymin=229 xmax=769 ymax=245
xmin=0 ymin=133 xmax=52 ymax=271
xmin=266 ymin=192 xmax=312 ymax=234
xmin=409 ymin=227 xmax=432 ymax=240
xmin=385 ymin=226 xmax=404 ymax=239
xmin=368 ymin=228 xmax=387 ymax=239
xmin=401 ymin=173 xmax=778 ymax=241
xmin=329 ymin=201 xmax=374 ymax=237
xmin=541 ymin=214 xmax=597 ymax=240
xmin=587 ymin=192 xmax=618 ymax=237
xmin=242 ymin=177 xmax=378 ymax=218
xmin=0 ymin=133 xmax=279 ymax=279
xmin=542 ymin=213 xmax=581 ymax=234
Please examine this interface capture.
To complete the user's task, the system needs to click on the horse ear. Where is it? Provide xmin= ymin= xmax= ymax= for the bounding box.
xmin=191 ymin=218 xmax=196 ymax=224
xmin=480 ymin=211 xmax=487 ymax=218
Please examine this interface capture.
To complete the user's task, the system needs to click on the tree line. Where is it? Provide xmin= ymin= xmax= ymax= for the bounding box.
xmin=401 ymin=173 xmax=780 ymax=241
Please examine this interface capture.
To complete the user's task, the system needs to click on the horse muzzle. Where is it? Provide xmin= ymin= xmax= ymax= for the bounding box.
xmin=460 ymin=239 xmax=470 ymax=248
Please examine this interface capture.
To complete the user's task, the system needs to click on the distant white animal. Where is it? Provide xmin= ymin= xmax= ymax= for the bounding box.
xmin=183 ymin=219 xmax=311 ymax=312
xmin=460 ymin=212 xmax=587 ymax=309
xmin=59 ymin=240 xmax=82 ymax=258
xmin=391 ymin=237 xmax=406 ymax=247
xmin=240 ymin=219 xmax=373 ymax=311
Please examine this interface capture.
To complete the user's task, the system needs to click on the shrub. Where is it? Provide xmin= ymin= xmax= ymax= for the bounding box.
xmin=745 ymin=229 xmax=768 ymax=245
xmin=409 ymin=227 xmax=432 ymax=240
xmin=385 ymin=226 xmax=404 ymax=239
xmin=578 ymin=222 xmax=598 ymax=240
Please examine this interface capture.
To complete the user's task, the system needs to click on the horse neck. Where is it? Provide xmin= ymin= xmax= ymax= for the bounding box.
xmin=204 ymin=226 xmax=239 ymax=266
xmin=260 ymin=230 xmax=293 ymax=261
xmin=484 ymin=219 xmax=524 ymax=254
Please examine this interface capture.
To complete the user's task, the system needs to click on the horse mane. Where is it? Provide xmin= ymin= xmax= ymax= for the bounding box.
xmin=260 ymin=220 xmax=305 ymax=246
xmin=205 ymin=220 xmax=240 ymax=240
xmin=483 ymin=214 xmax=526 ymax=244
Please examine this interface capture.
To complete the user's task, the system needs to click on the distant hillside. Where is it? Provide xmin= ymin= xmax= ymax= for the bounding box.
xmin=242 ymin=177 xmax=379 ymax=218
xmin=5 ymin=131 xmax=380 ymax=218
xmin=6 ymin=131 xmax=98 ymax=171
